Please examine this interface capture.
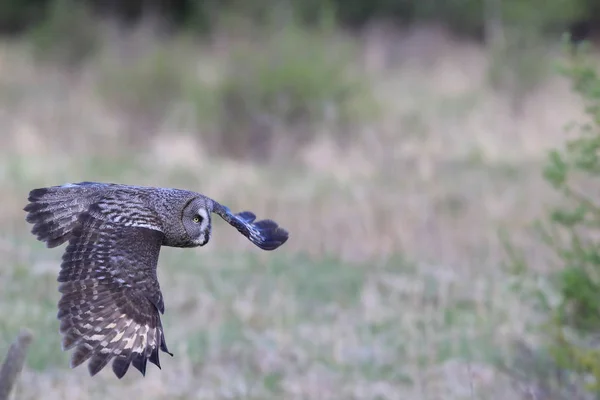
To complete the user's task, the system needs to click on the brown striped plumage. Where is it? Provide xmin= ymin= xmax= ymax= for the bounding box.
xmin=24 ymin=182 xmax=289 ymax=378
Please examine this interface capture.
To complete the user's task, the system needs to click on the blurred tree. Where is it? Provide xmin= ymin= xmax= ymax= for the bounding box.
xmin=0 ymin=0 xmax=595 ymax=44
xmin=0 ymin=0 xmax=46 ymax=33
xmin=27 ymin=0 xmax=100 ymax=69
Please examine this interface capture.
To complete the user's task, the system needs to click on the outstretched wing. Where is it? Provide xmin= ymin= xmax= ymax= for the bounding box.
xmin=55 ymin=201 xmax=172 ymax=379
xmin=212 ymin=203 xmax=289 ymax=250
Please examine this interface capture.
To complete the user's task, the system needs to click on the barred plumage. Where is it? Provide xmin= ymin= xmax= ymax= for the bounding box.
xmin=24 ymin=182 xmax=289 ymax=378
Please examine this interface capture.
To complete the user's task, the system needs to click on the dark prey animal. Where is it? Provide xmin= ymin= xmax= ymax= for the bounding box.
xmin=23 ymin=182 xmax=289 ymax=379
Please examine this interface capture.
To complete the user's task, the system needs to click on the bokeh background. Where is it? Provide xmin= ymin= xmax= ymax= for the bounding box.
xmin=1 ymin=0 xmax=599 ymax=398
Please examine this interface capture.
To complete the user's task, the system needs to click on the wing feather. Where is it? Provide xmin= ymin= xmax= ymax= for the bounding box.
xmin=23 ymin=183 xmax=107 ymax=248
xmin=52 ymin=200 xmax=172 ymax=378
xmin=212 ymin=203 xmax=289 ymax=250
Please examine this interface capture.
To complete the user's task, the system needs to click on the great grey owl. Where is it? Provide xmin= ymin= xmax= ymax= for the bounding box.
xmin=23 ymin=182 xmax=289 ymax=379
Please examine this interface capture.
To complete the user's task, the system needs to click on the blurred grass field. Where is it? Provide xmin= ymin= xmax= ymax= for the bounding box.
xmin=0 ymin=18 xmax=591 ymax=399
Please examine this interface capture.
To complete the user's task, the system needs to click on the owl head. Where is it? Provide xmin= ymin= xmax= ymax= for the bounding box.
xmin=181 ymin=197 xmax=212 ymax=246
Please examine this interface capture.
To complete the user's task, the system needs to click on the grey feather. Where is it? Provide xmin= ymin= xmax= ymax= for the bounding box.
xmin=23 ymin=182 xmax=289 ymax=378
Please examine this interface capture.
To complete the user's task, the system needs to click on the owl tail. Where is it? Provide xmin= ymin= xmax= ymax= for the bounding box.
xmin=24 ymin=185 xmax=91 ymax=248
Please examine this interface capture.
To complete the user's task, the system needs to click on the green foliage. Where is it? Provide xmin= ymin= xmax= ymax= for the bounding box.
xmin=483 ymin=0 xmax=587 ymax=111
xmin=503 ymin=41 xmax=600 ymax=396
xmin=0 ymin=0 xmax=595 ymax=40
xmin=499 ymin=0 xmax=585 ymax=29
xmin=189 ymin=0 xmax=588 ymax=36
xmin=184 ymin=0 xmax=592 ymax=116
xmin=541 ymin=46 xmax=600 ymax=394
xmin=26 ymin=0 xmax=99 ymax=68
xmin=205 ymin=16 xmax=375 ymax=161
xmin=96 ymin=40 xmax=191 ymax=136
xmin=486 ymin=27 xmax=550 ymax=113
xmin=0 ymin=0 xmax=45 ymax=32
xmin=92 ymin=13 xmax=374 ymax=161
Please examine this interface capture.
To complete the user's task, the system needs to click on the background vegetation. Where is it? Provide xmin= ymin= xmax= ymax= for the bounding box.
xmin=0 ymin=0 xmax=597 ymax=36
xmin=1 ymin=0 xmax=600 ymax=399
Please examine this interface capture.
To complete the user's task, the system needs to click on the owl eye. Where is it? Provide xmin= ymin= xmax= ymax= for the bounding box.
xmin=192 ymin=215 xmax=203 ymax=224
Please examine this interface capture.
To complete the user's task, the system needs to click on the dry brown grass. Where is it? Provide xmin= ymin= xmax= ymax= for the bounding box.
xmin=0 ymin=21 xmax=593 ymax=399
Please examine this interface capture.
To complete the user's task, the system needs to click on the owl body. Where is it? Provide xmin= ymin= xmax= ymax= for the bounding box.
xmin=24 ymin=182 xmax=288 ymax=379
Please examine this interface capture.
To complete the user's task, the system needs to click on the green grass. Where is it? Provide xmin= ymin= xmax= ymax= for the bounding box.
xmin=0 ymin=145 xmax=553 ymax=399
xmin=1 ymin=157 xmax=550 ymax=399
xmin=0 ymin=262 xmax=66 ymax=371
xmin=2 ymin=244 xmax=521 ymax=398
